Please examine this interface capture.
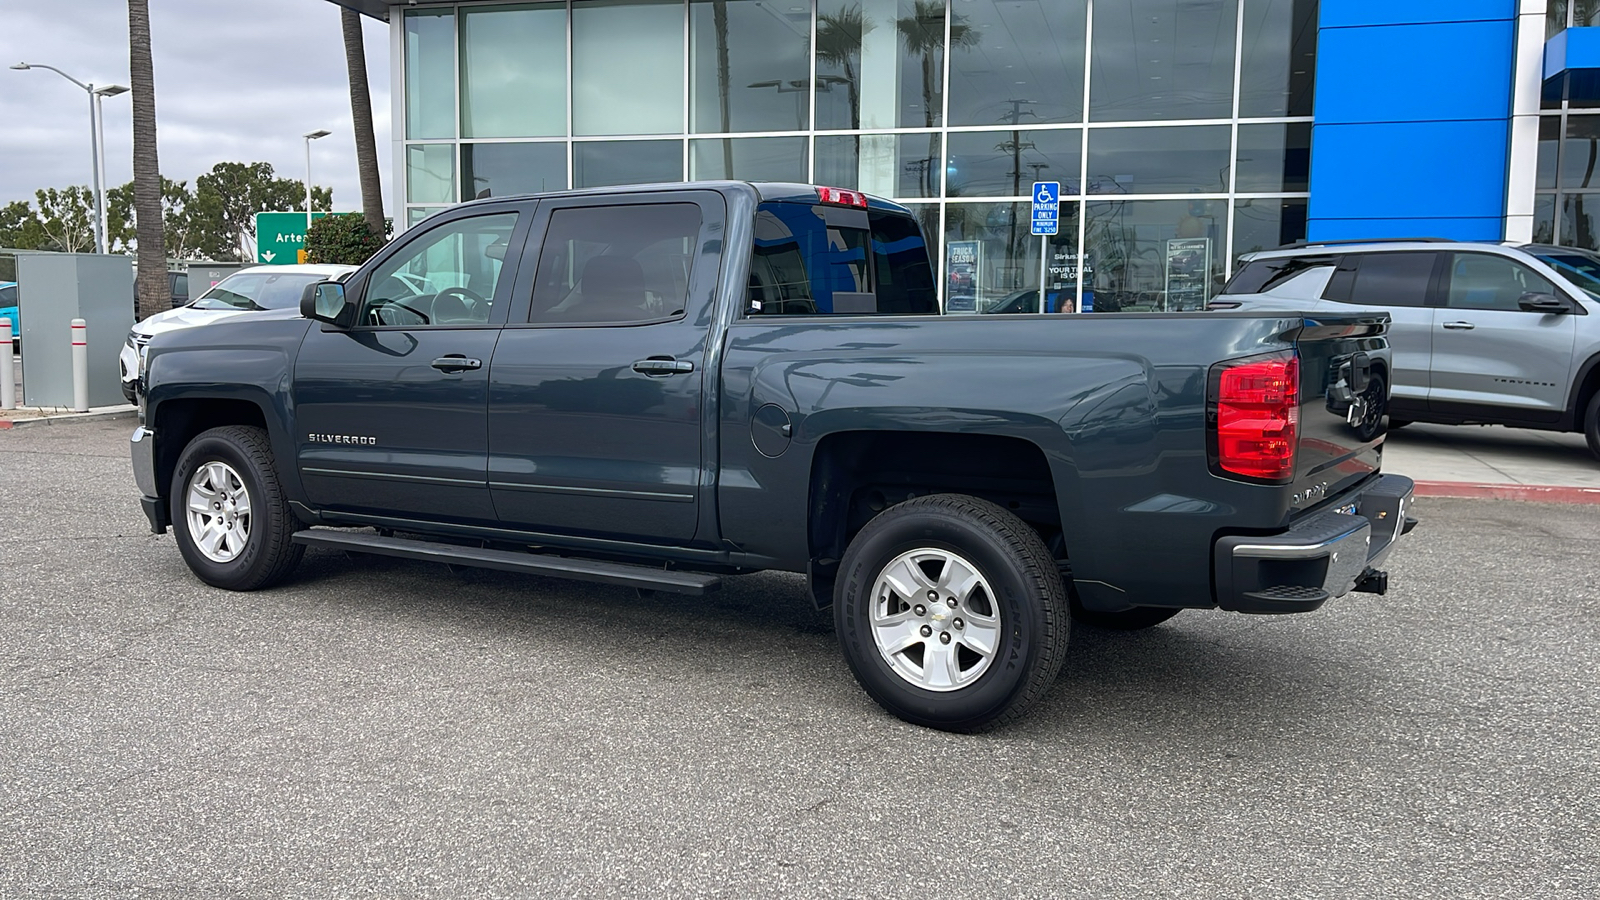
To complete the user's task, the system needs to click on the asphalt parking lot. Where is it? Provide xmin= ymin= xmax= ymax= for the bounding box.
xmin=2 ymin=420 xmax=1597 ymax=898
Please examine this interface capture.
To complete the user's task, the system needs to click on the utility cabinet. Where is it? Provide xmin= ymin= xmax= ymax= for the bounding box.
xmin=15 ymin=252 xmax=133 ymax=409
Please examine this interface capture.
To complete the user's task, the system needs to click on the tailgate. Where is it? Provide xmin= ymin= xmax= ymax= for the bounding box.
xmin=1290 ymin=312 xmax=1390 ymax=511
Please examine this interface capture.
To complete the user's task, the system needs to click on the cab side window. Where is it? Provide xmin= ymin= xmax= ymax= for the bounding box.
xmin=1445 ymin=253 xmax=1559 ymax=311
xmin=362 ymin=213 xmax=519 ymax=327
xmin=1324 ymin=252 xmax=1437 ymax=307
xmin=527 ymin=204 xmax=701 ymax=325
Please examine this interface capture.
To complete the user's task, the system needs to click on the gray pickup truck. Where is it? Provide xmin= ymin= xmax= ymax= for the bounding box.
xmin=130 ymin=182 xmax=1416 ymax=731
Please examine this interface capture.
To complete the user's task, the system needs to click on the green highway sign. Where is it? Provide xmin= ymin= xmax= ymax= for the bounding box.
xmin=254 ymin=211 xmax=329 ymax=265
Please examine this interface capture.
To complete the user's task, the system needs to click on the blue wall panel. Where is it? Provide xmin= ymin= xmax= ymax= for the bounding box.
xmin=1311 ymin=121 xmax=1511 ymax=219
xmin=1309 ymin=218 xmax=1506 ymax=242
xmin=1545 ymin=27 xmax=1600 ymax=78
xmin=1315 ymin=22 xmax=1514 ymax=124
xmin=1320 ymin=0 xmax=1513 ymax=28
xmin=1308 ymin=2 xmax=1517 ymax=242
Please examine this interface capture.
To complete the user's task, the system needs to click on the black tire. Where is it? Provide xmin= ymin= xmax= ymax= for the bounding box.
xmin=834 ymin=494 xmax=1069 ymax=733
xmin=1352 ymin=371 xmax=1387 ymax=442
xmin=1069 ymin=597 xmax=1181 ymax=631
xmin=1586 ymin=390 xmax=1600 ymax=462
xmin=170 ymin=425 xmax=303 ymax=590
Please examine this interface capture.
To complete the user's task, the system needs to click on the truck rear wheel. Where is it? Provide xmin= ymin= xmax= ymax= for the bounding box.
xmin=170 ymin=425 xmax=303 ymax=591
xmin=834 ymin=494 xmax=1068 ymax=732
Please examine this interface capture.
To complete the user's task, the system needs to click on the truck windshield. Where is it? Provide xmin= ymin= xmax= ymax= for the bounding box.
xmin=192 ymin=272 xmax=329 ymax=311
xmin=1532 ymin=249 xmax=1600 ymax=300
xmin=747 ymin=202 xmax=936 ymax=316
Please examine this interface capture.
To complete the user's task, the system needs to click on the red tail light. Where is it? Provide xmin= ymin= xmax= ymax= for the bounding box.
xmin=1211 ymin=353 xmax=1299 ymax=481
xmin=817 ymin=187 xmax=869 ymax=208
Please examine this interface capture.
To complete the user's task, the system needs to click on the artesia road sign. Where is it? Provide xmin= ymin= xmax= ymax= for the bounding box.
xmin=255 ymin=211 xmax=329 ymax=265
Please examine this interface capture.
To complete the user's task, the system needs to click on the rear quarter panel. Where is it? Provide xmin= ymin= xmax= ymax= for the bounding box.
xmin=718 ymin=313 xmax=1312 ymax=608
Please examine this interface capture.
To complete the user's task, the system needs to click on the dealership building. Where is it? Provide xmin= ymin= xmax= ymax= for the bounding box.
xmin=331 ymin=0 xmax=1596 ymax=313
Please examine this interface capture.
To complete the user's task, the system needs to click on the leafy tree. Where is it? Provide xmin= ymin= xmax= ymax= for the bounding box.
xmin=188 ymin=161 xmax=331 ymax=262
xmin=107 ymin=176 xmax=196 ymax=257
xmin=305 ymin=212 xmax=387 ymax=266
xmin=0 ymin=200 xmax=49 ymax=251
xmin=33 ymin=187 xmax=97 ymax=253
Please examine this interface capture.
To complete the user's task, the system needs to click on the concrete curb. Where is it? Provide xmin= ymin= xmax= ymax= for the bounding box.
xmin=0 ymin=407 xmax=136 ymax=430
xmin=1414 ymin=480 xmax=1600 ymax=504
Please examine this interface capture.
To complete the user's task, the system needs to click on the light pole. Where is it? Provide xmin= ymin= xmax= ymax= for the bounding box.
xmin=10 ymin=63 xmax=127 ymax=255
xmin=93 ymin=84 xmax=129 ymax=251
xmin=303 ymin=129 xmax=331 ymax=234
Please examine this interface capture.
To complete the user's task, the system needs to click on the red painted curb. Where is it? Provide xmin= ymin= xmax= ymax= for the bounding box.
xmin=1413 ymin=481 xmax=1600 ymax=504
xmin=0 ymin=420 xmax=11 ymax=430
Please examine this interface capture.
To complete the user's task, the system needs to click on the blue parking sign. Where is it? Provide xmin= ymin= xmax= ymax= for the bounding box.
xmin=1031 ymin=182 xmax=1060 ymax=236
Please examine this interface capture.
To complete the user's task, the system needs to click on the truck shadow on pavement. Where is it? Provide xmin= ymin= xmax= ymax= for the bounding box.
xmin=284 ymin=546 xmax=1381 ymax=740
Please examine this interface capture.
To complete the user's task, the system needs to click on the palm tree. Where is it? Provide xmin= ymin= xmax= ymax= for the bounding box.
xmin=341 ymin=8 xmax=384 ymax=235
xmin=898 ymin=2 xmax=976 ymax=197
xmin=128 ymin=0 xmax=167 ymax=322
xmin=897 ymin=0 xmax=976 ymax=130
xmin=713 ymin=1 xmax=732 ymax=176
xmin=815 ymin=5 xmax=868 ymax=131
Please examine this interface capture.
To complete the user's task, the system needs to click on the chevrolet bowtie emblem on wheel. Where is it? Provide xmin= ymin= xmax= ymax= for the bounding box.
xmin=307 ymin=433 xmax=377 ymax=445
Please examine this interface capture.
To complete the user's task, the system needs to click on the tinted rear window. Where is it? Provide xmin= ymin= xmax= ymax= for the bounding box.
xmin=747 ymin=202 xmax=936 ymax=316
xmin=1223 ymin=256 xmax=1337 ymax=294
xmin=1328 ymin=252 xmax=1437 ymax=307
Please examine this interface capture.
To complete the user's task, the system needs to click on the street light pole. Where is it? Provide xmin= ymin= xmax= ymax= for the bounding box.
xmin=93 ymin=84 xmax=129 ymax=252
xmin=10 ymin=63 xmax=126 ymax=255
xmin=303 ymin=129 xmax=331 ymax=235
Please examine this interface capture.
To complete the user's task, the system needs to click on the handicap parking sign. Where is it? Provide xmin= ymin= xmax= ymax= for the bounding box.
xmin=1031 ymin=182 xmax=1060 ymax=236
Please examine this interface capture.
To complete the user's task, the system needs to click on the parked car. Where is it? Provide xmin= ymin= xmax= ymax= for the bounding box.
xmin=0 ymin=281 xmax=17 ymax=349
xmin=1211 ymin=238 xmax=1600 ymax=460
xmin=119 ymin=264 xmax=355 ymax=401
xmin=130 ymin=182 xmax=1416 ymax=732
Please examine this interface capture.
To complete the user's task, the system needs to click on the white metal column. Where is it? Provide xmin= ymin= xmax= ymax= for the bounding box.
xmin=1505 ymin=0 xmax=1548 ymax=243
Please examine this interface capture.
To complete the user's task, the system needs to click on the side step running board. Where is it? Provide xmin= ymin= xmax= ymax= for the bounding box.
xmin=292 ymin=529 xmax=722 ymax=596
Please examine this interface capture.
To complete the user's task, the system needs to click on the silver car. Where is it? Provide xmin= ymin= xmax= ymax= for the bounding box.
xmin=1211 ymin=239 xmax=1600 ymax=461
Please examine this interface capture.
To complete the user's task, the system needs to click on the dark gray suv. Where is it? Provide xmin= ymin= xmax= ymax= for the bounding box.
xmin=1212 ymin=239 xmax=1600 ymax=461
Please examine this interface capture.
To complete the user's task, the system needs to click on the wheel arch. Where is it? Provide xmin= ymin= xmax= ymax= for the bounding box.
xmin=1571 ymin=350 xmax=1600 ymax=431
xmin=805 ymin=430 xmax=1068 ymax=606
xmin=150 ymin=393 xmax=292 ymax=504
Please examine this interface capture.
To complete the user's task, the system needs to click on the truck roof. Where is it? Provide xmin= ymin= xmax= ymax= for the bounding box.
xmin=442 ymin=180 xmax=918 ymax=217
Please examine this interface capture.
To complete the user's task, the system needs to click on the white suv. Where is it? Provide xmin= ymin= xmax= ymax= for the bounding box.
xmin=120 ymin=264 xmax=355 ymax=401
xmin=1211 ymin=239 xmax=1600 ymax=461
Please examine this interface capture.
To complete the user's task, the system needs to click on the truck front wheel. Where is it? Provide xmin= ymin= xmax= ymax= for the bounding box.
xmin=170 ymin=425 xmax=304 ymax=591
xmin=834 ymin=494 xmax=1069 ymax=732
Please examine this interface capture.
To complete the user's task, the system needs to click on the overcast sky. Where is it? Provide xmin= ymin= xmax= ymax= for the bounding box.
xmin=0 ymin=0 xmax=392 ymax=214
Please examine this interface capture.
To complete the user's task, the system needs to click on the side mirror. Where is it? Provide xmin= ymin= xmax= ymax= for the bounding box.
xmin=301 ymin=280 xmax=353 ymax=326
xmin=1518 ymin=292 xmax=1572 ymax=314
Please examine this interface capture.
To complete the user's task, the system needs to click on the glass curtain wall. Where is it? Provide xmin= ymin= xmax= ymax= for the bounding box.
xmin=400 ymin=0 xmax=1316 ymax=312
xmin=1537 ymin=3 xmax=1600 ymax=250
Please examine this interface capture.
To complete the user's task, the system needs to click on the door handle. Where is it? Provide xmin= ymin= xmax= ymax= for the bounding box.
xmin=1442 ymin=321 xmax=1476 ymax=330
xmin=431 ymin=355 xmax=483 ymax=372
xmin=632 ymin=357 xmax=695 ymax=376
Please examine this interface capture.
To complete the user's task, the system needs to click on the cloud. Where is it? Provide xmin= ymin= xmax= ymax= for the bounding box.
xmin=0 ymin=0 xmax=392 ymax=217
